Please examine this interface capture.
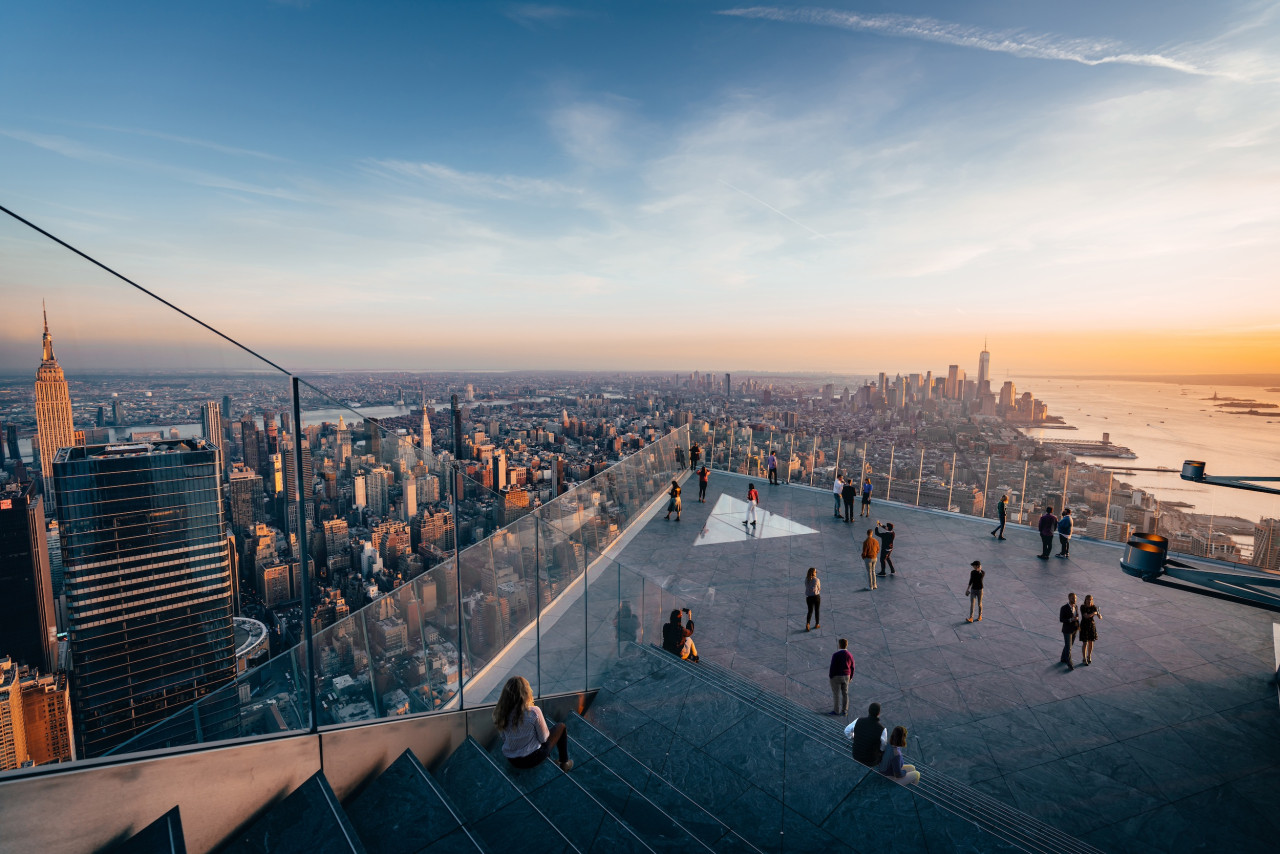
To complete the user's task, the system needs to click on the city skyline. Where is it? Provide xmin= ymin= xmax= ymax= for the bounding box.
xmin=2 ymin=1 xmax=1279 ymax=373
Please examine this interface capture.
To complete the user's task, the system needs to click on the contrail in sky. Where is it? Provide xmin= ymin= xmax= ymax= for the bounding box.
xmin=718 ymin=179 xmax=830 ymax=240
xmin=719 ymin=6 xmax=1219 ymax=77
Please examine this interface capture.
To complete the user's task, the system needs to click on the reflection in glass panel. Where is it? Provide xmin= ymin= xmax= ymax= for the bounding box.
xmin=586 ymin=558 xmax=621 ymax=688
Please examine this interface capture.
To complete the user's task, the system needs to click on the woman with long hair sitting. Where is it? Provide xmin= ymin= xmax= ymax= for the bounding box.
xmin=877 ymin=725 xmax=920 ymax=785
xmin=492 ymin=676 xmax=572 ymax=772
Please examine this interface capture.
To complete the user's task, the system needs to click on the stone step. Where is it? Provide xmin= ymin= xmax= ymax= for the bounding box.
xmin=346 ymin=750 xmax=486 ymax=854
xmin=583 ymin=659 xmax=864 ymax=853
xmin=433 ymin=737 xmax=584 ymax=854
xmin=480 ymin=730 xmax=659 ymax=854
xmin=106 ymin=806 xmax=187 ymax=854
xmin=218 ymin=771 xmax=366 ymax=854
xmin=567 ymin=713 xmax=765 ymax=854
xmin=644 ymin=645 xmax=1104 ymax=854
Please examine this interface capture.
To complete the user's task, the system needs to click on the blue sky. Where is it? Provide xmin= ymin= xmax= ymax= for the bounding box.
xmin=2 ymin=1 xmax=1278 ymax=374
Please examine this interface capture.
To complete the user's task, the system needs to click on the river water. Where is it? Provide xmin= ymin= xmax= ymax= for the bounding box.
xmin=1021 ymin=378 xmax=1280 ymax=523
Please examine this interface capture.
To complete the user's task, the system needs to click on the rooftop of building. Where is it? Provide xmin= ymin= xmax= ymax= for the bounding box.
xmin=232 ymin=617 xmax=268 ymax=658
xmin=605 ymin=468 xmax=1280 ymax=852
xmin=53 ymin=438 xmax=213 ymax=462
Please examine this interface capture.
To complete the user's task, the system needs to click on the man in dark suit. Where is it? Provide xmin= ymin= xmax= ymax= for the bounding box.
xmin=841 ymin=477 xmax=857 ymax=523
xmin=1059 ymin=593 xmax=1080 ymax=671
xmin=1037 ymin=506 xmax=1058 ymax=560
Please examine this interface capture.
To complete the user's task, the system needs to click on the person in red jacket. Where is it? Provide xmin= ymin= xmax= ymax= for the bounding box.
xmin=828 ymin=638 xmax=854 ymax=716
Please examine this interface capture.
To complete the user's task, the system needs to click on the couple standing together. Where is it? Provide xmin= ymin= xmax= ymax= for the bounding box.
xmin=833 ymin=475 xmax=873 ymax=522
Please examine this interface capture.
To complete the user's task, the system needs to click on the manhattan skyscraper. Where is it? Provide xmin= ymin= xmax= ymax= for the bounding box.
xmin=53 ymin=439 xmax=238 ymax=757
xmin=34 ymin=305 xmax=77 ymax=503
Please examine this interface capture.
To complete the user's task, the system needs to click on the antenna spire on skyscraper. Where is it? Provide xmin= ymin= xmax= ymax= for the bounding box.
xmin=41 ymin=301 xmax=56 ymax=363
xmin=420 ymin=386 xmax=432 ymax=451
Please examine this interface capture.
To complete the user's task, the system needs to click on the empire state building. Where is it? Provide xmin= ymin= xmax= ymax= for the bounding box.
xmin=34 ymin=305 xmax=76 ymax=502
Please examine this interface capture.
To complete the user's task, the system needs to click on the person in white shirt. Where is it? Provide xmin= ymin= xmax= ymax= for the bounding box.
xmin=494 ymin=676 xmax=572 ymax=772
xmin=832 ymin=475 xmax=844 ymax=518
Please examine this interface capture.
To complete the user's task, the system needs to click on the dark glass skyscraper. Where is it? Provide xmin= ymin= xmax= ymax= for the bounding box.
xmin=53 ymin=439 xmax=237 ymax=757
xmin=0 ymin=479 xmax=57 ymax=673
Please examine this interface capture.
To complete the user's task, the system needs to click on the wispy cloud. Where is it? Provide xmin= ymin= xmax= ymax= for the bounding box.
xmin=719 ymin=6 xmax=1224 ymax=78
xmin=0 ymin=127 xmax=307 ymax=202
xmin=505 ymin=4 xmax=588 ymax=28
xmin=362 ymin=159 xmax=582 ymax=201
xmin=71 ymin=122 xmax=286 ymax=161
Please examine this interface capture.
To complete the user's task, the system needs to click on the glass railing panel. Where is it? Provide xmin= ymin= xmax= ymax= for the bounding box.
xmin=457 ymin=536 xmax=500 ymax=689
xmin=290 ymin=378 xmax=470 ymax=718
xmin=237 ymin=641 xmax=312 ymax=736
xmin=617 ymin=564 xmax=647 ymax=651
xmin=586 ymin=556 xmax=622 ymax=688
xmin=314 ymin=607 xmax=377 ymax=725
xmin=637 ymin=573 xmax=683 ymax=654
xmin=364 ymin=581 xmax=436 ymax=717
xmin=0 ymin=210 xmax=307 ymax=763
xmin=414 ymin=558 xmax=462 ymax=707
xmin=536 ymin=517 xmax=587 ymax=696
xmin=707 ymin=421 xmax=726 ymax=472
xmin=463 ymin=513 xmax=540 ymax=703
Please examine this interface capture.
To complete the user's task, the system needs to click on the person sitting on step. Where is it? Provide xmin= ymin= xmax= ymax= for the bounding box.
xmin=878 ymin=725 xmax=920 ymax=785
xmin=494 ymin=676 xmax=572 ymax=772
xmin=662 ymin=608 xmax=698 ymax=661
xmin=845 ymin=702 xmax=887 ymax=767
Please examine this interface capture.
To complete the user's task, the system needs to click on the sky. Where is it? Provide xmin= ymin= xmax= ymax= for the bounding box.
xmin=1 ymin=0 xmax=1278 ymax=376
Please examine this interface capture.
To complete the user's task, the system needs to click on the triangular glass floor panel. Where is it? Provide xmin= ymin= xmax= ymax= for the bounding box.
xmin=695 ymin=494 xmax=819 ymax=545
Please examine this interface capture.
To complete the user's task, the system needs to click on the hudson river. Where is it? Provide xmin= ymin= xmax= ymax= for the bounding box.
xmin=1022 ymin=378 xmax=1280 ymax=523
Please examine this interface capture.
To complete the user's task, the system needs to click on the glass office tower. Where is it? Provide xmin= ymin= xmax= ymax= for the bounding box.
xmin=0 ymin=479 xmax=58 ymax=674
xmin=53 ymin=439 xmax=238 ymax=757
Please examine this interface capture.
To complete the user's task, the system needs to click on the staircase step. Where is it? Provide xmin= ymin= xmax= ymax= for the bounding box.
xmin=568 ymin=713 xmax=765 ymax=854
xmin=481 ymin=732 xmax=659 ymax=854
xmin=346 ymin=750 xmax=485 ymax=854
xmin=584 ymin=675 xmax=856 ymax=853
xmin=641 ymin=645 xmax=1104 ymax=854
xmin=107 ymin=806 xmax=187 ymax=854
xmin=219 ymin=772 xmax=365 ymax=854
xmin=433 ymin=738 xmax=577 ymax=854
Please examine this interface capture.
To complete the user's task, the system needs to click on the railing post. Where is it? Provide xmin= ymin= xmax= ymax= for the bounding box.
xmin=290 ymin=377 xmax=318 ymax=734
xmin=452 ymin=460 xmax=465 ymax=710
xmin=947 ymin=451 xmax=956 ymax=512
xmin=786 ymin=432 xmax=793 ymax=484
xmin=1019 ymin=460 xmax=1029 ymax=524
xmin=982 ymin=457 xmax=992 ymax=518
xmin=534 ymin=518 xmax=541 ymax=697
xmin=1062 ymin=465 xmax=1070 ymax=511
xmin=887 ymin=446 xmax=895 ymax=501
xmin=915 ymin=447 xmax=924 ymax=506
xmin=809 ymin=435 xmax=818 ymax=487
xmin=1103 ymin=473 xmax=1114 ymax=540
